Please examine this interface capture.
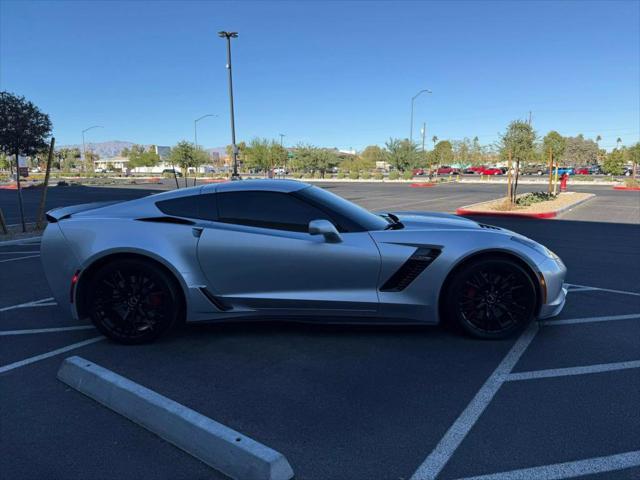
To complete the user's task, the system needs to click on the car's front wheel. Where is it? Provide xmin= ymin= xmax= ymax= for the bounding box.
xmin=85 ymin=258 xmax=182 ymax=344
xmin=443 ymin=257 xmax=537 ymax=339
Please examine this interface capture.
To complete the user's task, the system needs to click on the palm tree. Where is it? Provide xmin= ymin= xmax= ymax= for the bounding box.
xmin=595 ymin=135 xmax=602 ymax=164
xmin=432 ymin=135 xmax=438 ymax=148
xmin=616 ymin=137 xmax=622 ymax=150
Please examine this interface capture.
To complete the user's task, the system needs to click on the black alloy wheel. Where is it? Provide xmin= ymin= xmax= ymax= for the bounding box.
xmin=444 ymin=257 xmax=537 ymax=339
xmin=86 ymin=259 xmax=181 ymax=344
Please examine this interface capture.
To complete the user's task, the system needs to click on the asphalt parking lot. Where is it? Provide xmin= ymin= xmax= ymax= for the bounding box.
xmin=1 ymin=181 xmax=639 ymax=479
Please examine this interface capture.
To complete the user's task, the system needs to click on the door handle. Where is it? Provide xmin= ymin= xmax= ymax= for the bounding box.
xmin=192 ymin=227 xmax=203 ymax=238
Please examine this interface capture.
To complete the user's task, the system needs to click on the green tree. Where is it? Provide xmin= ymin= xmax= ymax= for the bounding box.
xmin=0 ymin=152 xmax=10 ymax=171
xmin=125 ymin=145 xmax=160 ymax=169
xmin=385 ymin=138 xmax=419 ymax=172
xmin=603 ymin=148 xmax=625 ymax=175
xmin=0 ymin=91 xmax=52 ymax=231
xmin=225 ymin=141 xmax=247 ymax=170
xmin=542 ymin=131 xmax=566 ymax=166
xmin=627 ymin=142 xmax=640 ymax=179
xmin=432 ymin=140 xmax=454 ymax=166
xmin=562 ymin=135 xmax=599 ymax=166
xmin=312 ymin=148 xmax=339 ymax=178
xmin=500 ymin=120 xmax=536 ymax=201
xmin=170 ymin=141 xmax=209 ymax=187
xmin=243 ymin=138 xmax=287 ymax=174
xmin=452 ymin=138 xmax=472 ymax=166
xmin=359 ymin=145 xmax=385 ymax=170
xmin=470 ymin=136 xmax=484 ymax=166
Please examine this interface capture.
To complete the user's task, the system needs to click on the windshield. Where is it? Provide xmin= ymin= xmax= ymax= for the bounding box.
xmin=296 ymin=185 xmax=389 ymax=232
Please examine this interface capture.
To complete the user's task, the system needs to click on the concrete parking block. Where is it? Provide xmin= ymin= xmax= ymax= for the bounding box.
xmin=57 ymin=356 xmax=294 ymax=480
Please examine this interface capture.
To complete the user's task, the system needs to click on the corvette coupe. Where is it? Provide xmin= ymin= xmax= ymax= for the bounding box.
xmin=41 ymin=180 xmax=567 ymax=344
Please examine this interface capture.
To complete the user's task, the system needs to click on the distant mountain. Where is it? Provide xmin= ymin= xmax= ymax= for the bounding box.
xmin=58 ymin=140 xmax=136 ymax=158
xmin=58 ymin=141 xmax=229 ymax=159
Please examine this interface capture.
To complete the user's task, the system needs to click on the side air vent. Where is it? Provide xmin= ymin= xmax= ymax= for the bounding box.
xmin=199 ymin=287 xmax=232 ymax=311
xmin=380 ymin=248 xmax=441 ymax=292
xmin=479 ymin=223 xmax=501 ymax=230
xmin=136 ymin=216 xmax=195 ymax=225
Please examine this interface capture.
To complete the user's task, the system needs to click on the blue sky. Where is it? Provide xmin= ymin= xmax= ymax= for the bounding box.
xmin=1 ymin=0 xmax=638 ymax=151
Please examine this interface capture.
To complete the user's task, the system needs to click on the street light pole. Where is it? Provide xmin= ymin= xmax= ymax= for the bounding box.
xmin=279 ymin=133 xmax=286 ymax=177
xmin=81 ymin=125 xmax=103 ymax=171
xmin=194 ymin=114 xmax=217 ymax=150
xmin=409 ymin=89 xmax=431 ymax=143
xmin=218 ymin=31 xmax=240 ymax=180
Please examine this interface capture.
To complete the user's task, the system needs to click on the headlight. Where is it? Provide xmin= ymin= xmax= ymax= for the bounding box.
xmin=510 ymin=235 xmax=559 ymax=260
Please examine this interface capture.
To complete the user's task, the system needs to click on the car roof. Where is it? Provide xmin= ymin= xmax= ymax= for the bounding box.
xmin=203 ymin=179 xmax=310 ymax=194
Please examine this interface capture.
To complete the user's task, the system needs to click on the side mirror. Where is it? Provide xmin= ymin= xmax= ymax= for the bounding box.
xmin=308 ymin=219 xmax=342 ymax=243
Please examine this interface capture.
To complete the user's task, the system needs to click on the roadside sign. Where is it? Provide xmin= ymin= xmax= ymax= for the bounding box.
xmin=18 ymin=156 xmax=29 ymax=177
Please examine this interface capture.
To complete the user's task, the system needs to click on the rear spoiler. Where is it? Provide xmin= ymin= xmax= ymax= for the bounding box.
xmin=46 ymin=201 xmax=122 ymax=222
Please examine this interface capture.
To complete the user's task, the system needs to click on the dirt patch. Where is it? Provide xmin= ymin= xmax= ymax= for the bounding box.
xmin=457 ymin=192 xmax=595 ymax=218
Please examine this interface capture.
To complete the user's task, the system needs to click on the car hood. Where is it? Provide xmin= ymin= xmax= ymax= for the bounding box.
xmin=386 ymin=211 xmax=492 ymax=231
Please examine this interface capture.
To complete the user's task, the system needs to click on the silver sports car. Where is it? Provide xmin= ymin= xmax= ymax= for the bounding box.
xmin=41 ymin=180 xmax=567 ymax=344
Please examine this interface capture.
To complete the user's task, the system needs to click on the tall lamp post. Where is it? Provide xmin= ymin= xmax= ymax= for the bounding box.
xmin=218 ymin=30 xmax=240 ymax=180
xmin=194 ymin=114 xmax=217 ymax=150
xmin=409 ymin=89 xmax=431 ymax=143
xmin=82 ymin=125 xmax=103 ymax=171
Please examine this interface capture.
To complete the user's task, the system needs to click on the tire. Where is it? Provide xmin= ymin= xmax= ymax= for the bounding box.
xmin=85 ymin=258 xmax=182 ymax=344
xmin=443 ymin=257 xmax=537 ymax=339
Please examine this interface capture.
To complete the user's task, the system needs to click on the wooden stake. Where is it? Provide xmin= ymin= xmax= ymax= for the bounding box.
xmin=36 ymin=137 xmax=55 ymax=230
xmin=547 ymin=147 xmax=553 ymax=194
xmin=507 ymin=150 xmax=513 ymax=206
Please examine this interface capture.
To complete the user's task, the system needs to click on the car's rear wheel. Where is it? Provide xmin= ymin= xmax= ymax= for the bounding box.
xmin=444 ymin=257 xmax=537 ymax=339
xmin=85 ymin=259 xmax=181 ymax=344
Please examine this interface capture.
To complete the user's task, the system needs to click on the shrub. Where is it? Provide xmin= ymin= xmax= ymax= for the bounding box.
xmin=374 ymin=172 xmax=384 ymax=180
xmin=388 ymin=171 xmax=400 ymax=180
xmin=361 ymin=171 xmax=371 ymax=180
xmin=337 ymin=171 xmax=346 ymax=179
xmin=402 ymin=170 xmax=414 ymax=180
xmin=516 ymin=191 xmax=557 ymax=206
xmin=313 ymin=171 xmax=323 ymax=179
xmin=348 ymin=171 xmax=359 ymax=180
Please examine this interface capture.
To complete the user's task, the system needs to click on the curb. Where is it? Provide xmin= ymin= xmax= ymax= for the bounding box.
xmin=613 ymin=186 xmax=640 ymax=191
xmin=456 ymin=193 xmax=595 ymax=219
xmin=410 ymin=183 xmax=437 ymax=188
xmin=456 ymin=208 xmax=558 ymax=219
xmin=57 ymin=356 xmax=294 ymax=480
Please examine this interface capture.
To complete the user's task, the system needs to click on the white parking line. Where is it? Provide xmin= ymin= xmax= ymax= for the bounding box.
xmin=0 ymin=336 xmax=103 ymax=374
xmin=378 ymin=195 xmax=462 ymax=211
xmin=0 ymin=254 xmax=40 ymax=263
xmin=455 ymin=449 xmax=640 ymax=480
xmin=504 ymin=360 xmax=640 ymax=382
xmin=0 ymin=297 xmax=56 ymax=312
xmin=409 ymin=322 xmax=539 ymax=480
xmin=565 ymin=283 xmax=640 ymax=297
xmin=541 ymin=313 xmax=640 ymax=326
xmin=0 ymin=325 xmax=95 ymax=336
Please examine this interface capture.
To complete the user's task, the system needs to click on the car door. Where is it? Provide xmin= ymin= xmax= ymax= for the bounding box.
xmin=196 ymin=190 xmax=381 ymax=315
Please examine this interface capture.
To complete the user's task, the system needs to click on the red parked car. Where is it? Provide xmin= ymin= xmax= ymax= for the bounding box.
xmin=574 ymin=167 xmax=590 ymax=175
xmin=412 ymin=168 xmax=426 ymax=176
xmin=434 ymin=166 xmax=461 ymax=175
xmin=463 ymin=166 xmax=486 ymax=174
xmin=481 ymin=167 xmax=503 ymax=175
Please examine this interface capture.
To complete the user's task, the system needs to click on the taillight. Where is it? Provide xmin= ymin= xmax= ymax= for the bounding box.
xmin=70 ymin=270 xmax=80 ymax=303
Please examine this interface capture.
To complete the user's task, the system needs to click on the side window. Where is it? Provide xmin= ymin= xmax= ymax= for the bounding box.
xmin=216 ymin=191 xmax=337 ymax=232
xmin=156 ymin=194 xmax=218 ymax=221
